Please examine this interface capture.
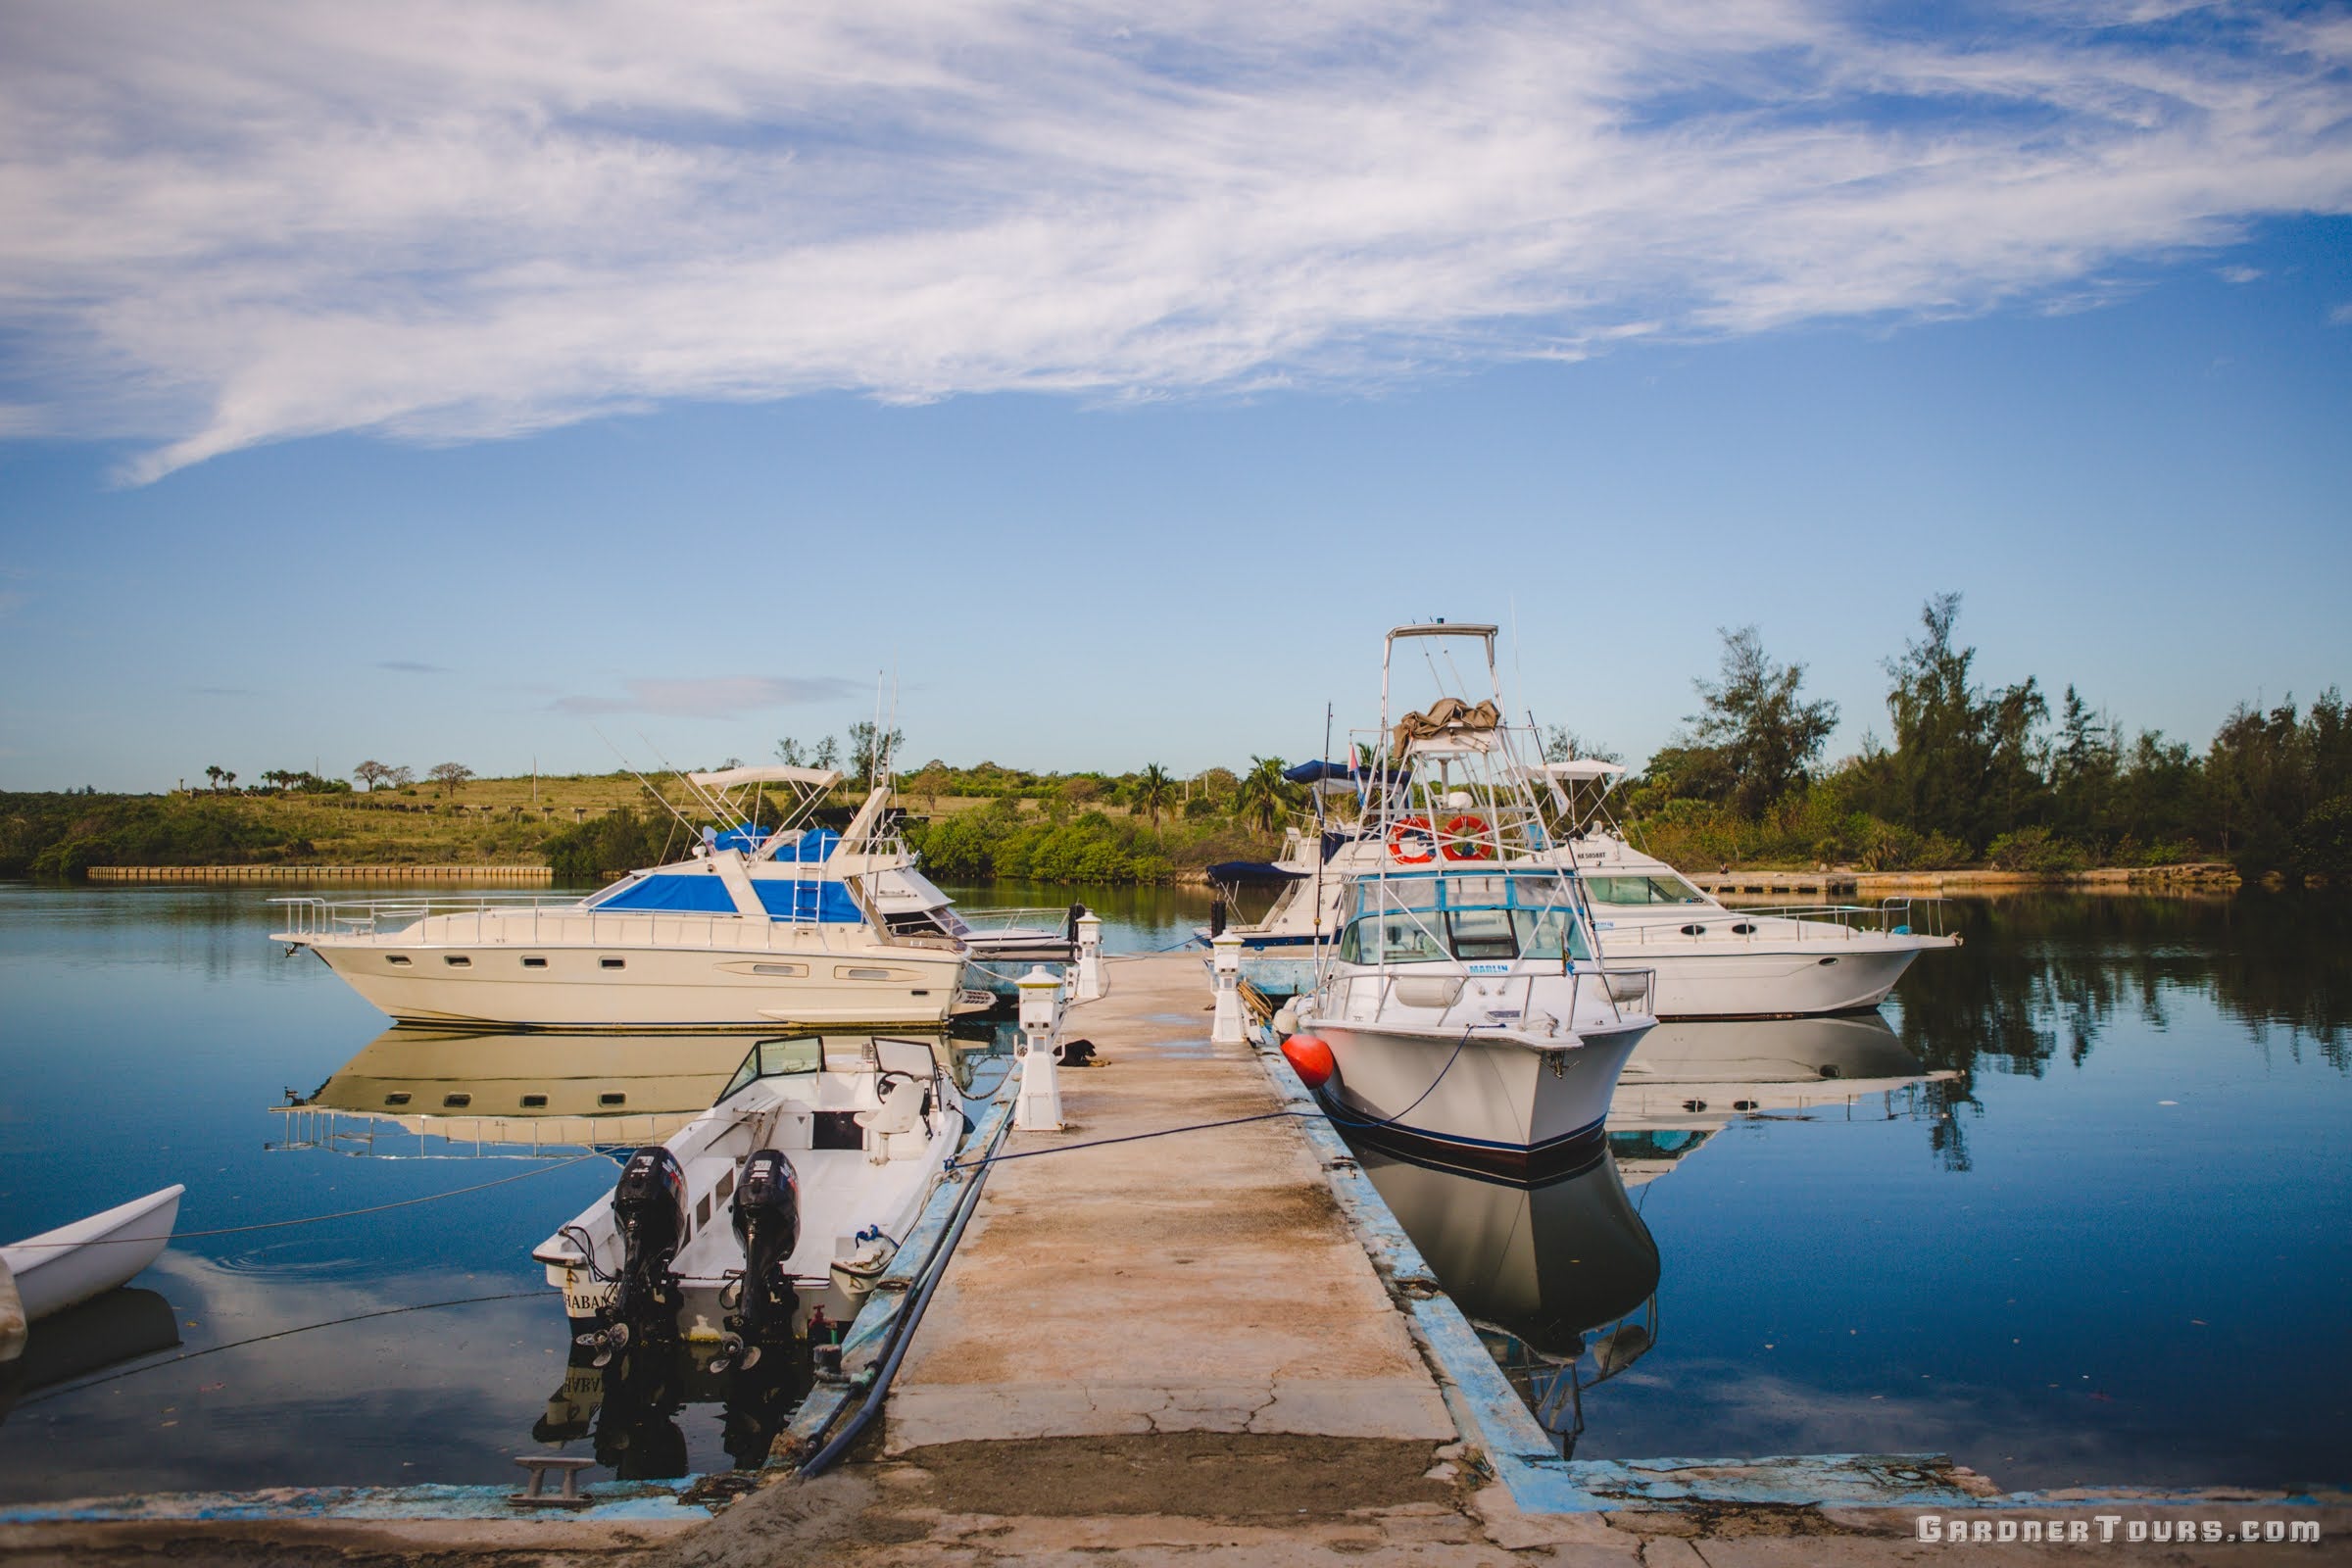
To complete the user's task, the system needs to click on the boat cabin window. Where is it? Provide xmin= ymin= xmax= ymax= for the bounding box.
xmin=1584 ymin=874 xmax=1706 ymax=906
xmin=719 ymin=1036 xmax=824 ymax=1102
xmin=1446 ymin=906 xmax=1518 ymax=960
xmin=1337 ymin=914 xmax=1449 ymax=965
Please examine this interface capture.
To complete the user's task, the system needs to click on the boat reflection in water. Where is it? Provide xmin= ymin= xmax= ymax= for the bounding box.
xmin=535 ymin=1328 xmax=812 ymax=1478
xmin=1356 ymin=1014 xmax=1956 ymax=1452
xmin=0 ymin=1288 xmax=182 ymax=1430
xmin=274 ymin=1025 xmax=1004 ymax=1155
xmin=1359 ymin=1150 xmax=1659 ymax=1455
xmin=1606 ymin=1014 xmax=1954 ymax=1185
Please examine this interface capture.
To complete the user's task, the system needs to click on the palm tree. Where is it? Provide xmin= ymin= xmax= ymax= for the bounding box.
xmin=1134 ymin=763 xmax=1174 ymax=833
xmin=1236 ymin=756 xmax=1294 ymax=835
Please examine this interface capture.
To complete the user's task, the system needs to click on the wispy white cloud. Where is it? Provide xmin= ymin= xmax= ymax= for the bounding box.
xmin=0 ymin=0 xmax=2347 ymax=481
xmin=2331 ymin=303 xmax=2352 ymax=325
xmin=2218 ymin=265 xmax=2264 ymax=283
xmin=377 ymin=660 xmax=447 ymax=674
xmin=554 ymin=674 xmax=858 ymax=718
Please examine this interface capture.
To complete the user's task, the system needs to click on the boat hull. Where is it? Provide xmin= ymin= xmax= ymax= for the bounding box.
xmin=1612 ymin=942 xmax=1929 ymax=1018
xmin=2 ymin=1186 xmax=184 ymax=1323
xmin=1309 ymin=1022 xmax=1648 ymax=1179
xmin=307 ymin=940 xmax=969 ymax=1029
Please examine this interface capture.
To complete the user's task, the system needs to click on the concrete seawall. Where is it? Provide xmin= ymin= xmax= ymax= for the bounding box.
xmin=86 ymin=863 xmax=555 ymax=883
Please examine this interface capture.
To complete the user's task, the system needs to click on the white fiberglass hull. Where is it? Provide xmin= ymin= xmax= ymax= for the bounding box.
xmin=1604 ymin=940 xmax=1931 ymax=1018
xmin=1309 ymin=1021 xmax=1648 ymax=1178
xmin=2 ymin=1186 xmax=184 ymax=1323
xmin=297 ymin=917 xmax=968 ymax=1029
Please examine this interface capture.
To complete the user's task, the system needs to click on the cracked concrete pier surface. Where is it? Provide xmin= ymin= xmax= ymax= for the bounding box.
xmin=882 ymin=952 xmax=1456 ymax=1453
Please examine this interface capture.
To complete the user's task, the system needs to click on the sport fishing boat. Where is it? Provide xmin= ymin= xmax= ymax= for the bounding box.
xmin=272 ymin=765 xmax=1054 ymax=1029
xmin=1212 ymin=757 xmax=1957 ymax=1019
xmin=1279 ymin=623 xmax=1656 ymax=1177
xmin=531 ymin=1033 xmax=962 ymax=1371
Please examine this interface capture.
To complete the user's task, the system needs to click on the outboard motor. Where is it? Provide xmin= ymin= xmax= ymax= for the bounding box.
xmin=577 ymin=1146 xmax=688 ymax=1364
xmin=715 ymin=1149 xmax=800 ymax=1371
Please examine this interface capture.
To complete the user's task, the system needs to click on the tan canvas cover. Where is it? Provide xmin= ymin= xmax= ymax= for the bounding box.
xmin=1392 ymin=697 xmax=1501 ymax=752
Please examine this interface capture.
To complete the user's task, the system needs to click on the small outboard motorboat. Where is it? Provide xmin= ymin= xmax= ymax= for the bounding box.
xmin=536 ymin=1034 xmax=963 ymax=1353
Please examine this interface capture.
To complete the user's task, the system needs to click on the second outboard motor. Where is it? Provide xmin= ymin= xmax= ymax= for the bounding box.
xmin=579 ymin=1146 xmax=688 ymax=1364
xmin=717 ymin=1150 xmax=800 ymax=1370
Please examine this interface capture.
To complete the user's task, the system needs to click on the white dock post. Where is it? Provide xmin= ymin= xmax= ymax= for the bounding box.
xmin=1210 ymin=931 xmax=1246 ymax=1046
xmin=1014 ymin=964 xmax=1065 ymax=1131
xmin=1074 ymin=909 xmax=1103 ymax=1001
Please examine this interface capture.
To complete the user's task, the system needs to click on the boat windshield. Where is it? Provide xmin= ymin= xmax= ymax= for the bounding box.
xmin=718 ymin=1036 xmax=823 ymax=1102
xmin=1337 ymin=871 xmax=1592 ymax=963
xmin=1585 ymin=874 xmax=1707 ymax=906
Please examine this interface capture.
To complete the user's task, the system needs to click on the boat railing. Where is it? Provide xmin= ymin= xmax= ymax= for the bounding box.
xmin=269 ymin=892 xmax=587 ymax=939
xmin=1355 ymin=962 xmax=1656 ymax=1030
xmin=270 ymin=895 xmax=856 ymax=954
xmin=954 ymin=906 xmax=1071 ymax=936
xmin=267 ymin=1104 xmax=661 ymax=1158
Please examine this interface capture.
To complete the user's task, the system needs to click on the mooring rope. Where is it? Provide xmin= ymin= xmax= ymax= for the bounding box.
xmin=12 ymin=1291 xmax=545 ymax=1408
xmin=4 ymin=1152 xmax=609 ymax=1250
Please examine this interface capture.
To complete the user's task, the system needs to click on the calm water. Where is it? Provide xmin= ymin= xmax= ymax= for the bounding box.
xmin=0 ymin=883 xmax=2345 ymax=1498
xmin=1354 ymin=893 xmax=2352 ymax=1491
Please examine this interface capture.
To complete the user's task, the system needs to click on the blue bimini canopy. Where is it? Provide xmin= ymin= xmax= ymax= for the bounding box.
xmin=592 ymin=871 xmax=738 ymax=913
xmin=753 ymin=878 xmax=863 ymax=923
xmin=767 ymin=828 xmax=841 ymax=863
xmin=1284 ymin=760 xmax=1358 ymax=785
xmin=712 ymin=825 xmax=770 ymax=854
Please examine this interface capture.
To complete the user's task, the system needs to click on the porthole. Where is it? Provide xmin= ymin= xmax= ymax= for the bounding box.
xmin=750 ymin=962 xmax=806 ymax=977
xmin=1731 ymin=922 xmax=1757 ymax=935
xmin=1818 ymin=956 xmax=1839 ymax=966
xmin=839 ymin=966 xmax=892 ymax=981
xmin=1734 ymin=1100 xmax=1759 ymax=1111
xmin=444 ymin=955 xmax=471 ymax=968
xmin=443 ymin=1093 xmax=471 ymax=1107
xmin=601 ymin=956 xmax=625 ymax=970
xmin=521 ymin=956 xmax=548 ymax=968
xmin=386 ymin=955 xmax=412 ymax=967
xmin=520 ymin=1093 xmax=549 ymax=1107
xmin=1679 ymin=924 xmax=1707 ymax=937
xmin=1682 ymin=1099 xmax=1707 ymax=1113
xmin=383 ymin=1092 xmax=412 ymax=1105
xmin=599 ymin=1092 xmax=626 ymax=1106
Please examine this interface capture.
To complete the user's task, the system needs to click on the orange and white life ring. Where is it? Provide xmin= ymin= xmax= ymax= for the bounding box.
xmin=1442 ymin=813 xmax=1494 ymax=860
xmin=1389 ymin=815 xmax=1437 ymax=863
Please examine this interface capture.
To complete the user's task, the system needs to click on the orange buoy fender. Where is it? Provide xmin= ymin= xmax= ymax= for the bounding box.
xmin=1282 ymin=1034 xmax=1338 ymax=1090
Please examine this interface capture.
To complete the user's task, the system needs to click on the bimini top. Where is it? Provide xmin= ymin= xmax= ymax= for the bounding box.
xmin=1535 ymin=759 xmax=1627 ymax=780
xmin=688 ymin=764 xmax=845 ymax=791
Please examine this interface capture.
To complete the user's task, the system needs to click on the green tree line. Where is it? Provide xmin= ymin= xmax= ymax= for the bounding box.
xmin=1615 ymin=594 xmax=2349 ymax=880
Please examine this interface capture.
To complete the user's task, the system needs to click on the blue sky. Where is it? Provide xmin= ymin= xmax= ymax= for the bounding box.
xmin=1 ymin=1 xmax=2348 ymax=790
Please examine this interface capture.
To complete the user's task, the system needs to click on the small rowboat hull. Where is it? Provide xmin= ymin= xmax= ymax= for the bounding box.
xmin=1 ymin=1185 xmax=184 ymax=1324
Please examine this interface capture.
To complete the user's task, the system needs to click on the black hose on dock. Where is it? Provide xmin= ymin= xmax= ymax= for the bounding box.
xmin=796 ymin=1102 xmax=1011 ymax=1479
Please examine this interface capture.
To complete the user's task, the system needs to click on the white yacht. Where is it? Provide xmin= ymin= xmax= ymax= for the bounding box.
xmin=273 ymin=766 xmax=1051 ymax=1029
xmin=1216 ymin=760 xmax=1957 ymax=1019
xmin=1280 ymin=624 xmax=1656 ymax=1177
